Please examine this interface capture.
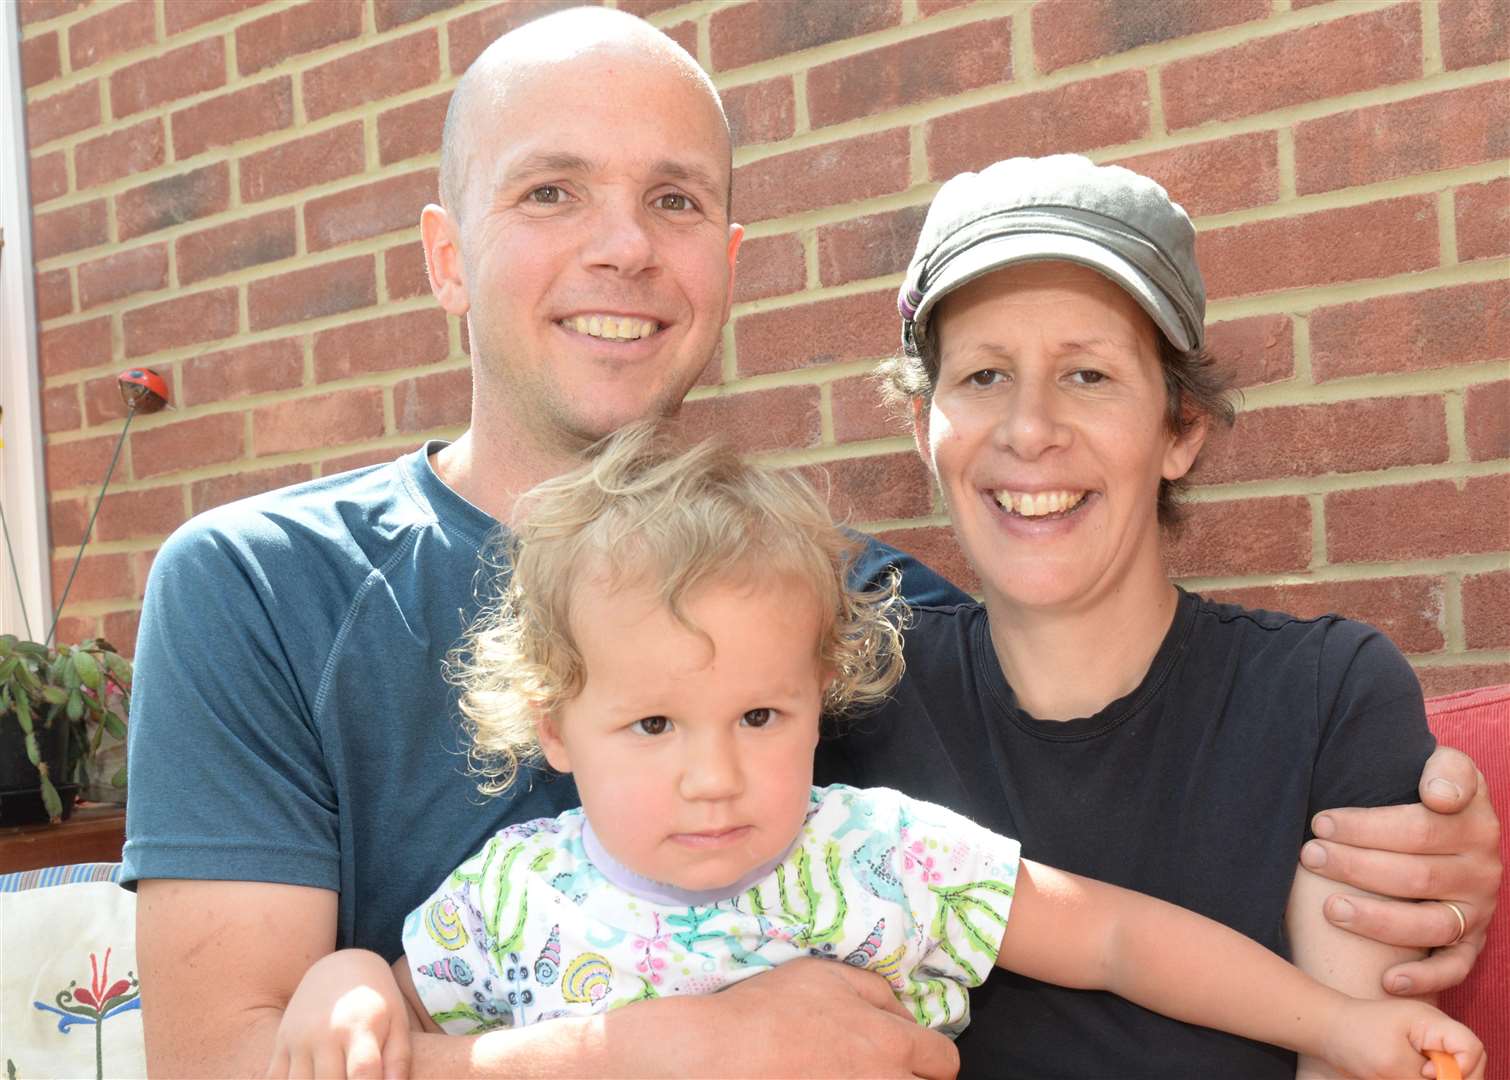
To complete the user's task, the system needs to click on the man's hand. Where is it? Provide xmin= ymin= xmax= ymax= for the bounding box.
xmin=1300 ymin=746 xmax=1503 ymax=996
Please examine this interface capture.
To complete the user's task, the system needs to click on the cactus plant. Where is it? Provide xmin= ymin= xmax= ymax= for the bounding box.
xmin=0 ymin=635 xmax=131 ymax=824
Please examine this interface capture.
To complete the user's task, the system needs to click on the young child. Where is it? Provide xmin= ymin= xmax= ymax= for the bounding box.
xmin=269 ymin=425 xmax=1483 ymax=1080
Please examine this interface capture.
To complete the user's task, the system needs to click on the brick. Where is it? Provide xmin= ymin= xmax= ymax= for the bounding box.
xmin=809 ymin=18 xmax=1011 ymax=130
xmin=176 ymin=208 xmax=297 ymax=286
xmin=50 ymin=553 xmax=136 ymax=606
xmin=1033 ymin=0 xmax=1267 ymax=73
xmin=1198 ymin=196 xmax=1437 ymax=301
xmin=318 ymin=446 xmax=405 ymax=474
xmin=75 ymin=118 xmax=165 ymax=190
xmin=1441 ymin=0 xmax=1510 ymax=70
xmin=69 ymin=1 xmax=156 ymax=71
xmin=1163 ymin=6 xmax=1421 ymax=130
xmin=305 ymin=30 xmax=439 ymax=122
xmin=1163 ymin=496 xmax=1312 ymax=578
xmin=927 ymin=70 xmax=1149 ymax=179
xmin=21 ymin=31 xmax=61 ymax=87
xmin=1456 ymin=176 xmax=1510 ymax=264
xmin=732 ymin=233 xmax=805 ymax=303
xmin=661 ymin=20 xmax=697 ymax=57
xmin=1310 ymin=280 xmax=1508 ymax=381
xmin=1465 ymin=381 xmax=1509 ymax=462
xmin=806 ymin=451 xmax=933 ymax=524
xmin=709 ymin=0 xmax=901 ymax=71
xmin=446 ymin=2 xmax=576 ymax=75
xmin=29 ymin=151 xmax=69 ymax=205
xmin=1295 ymin=81 xmax=1509 ymax=196
xmin=172 ymin=77 xmax=293 ymax=160
xmin=236 ymin=0 xmax=363 ymax=76
xmin=617 ymin=0 xmax=685 ymax=15
xmin=1205 ymin=314 xmax=1293 ymax=390
xmin=44 ymin=434 xmax=117 ymax=490
xmin=38 ymin=201 xmax=110 ymax=266
xmin=110 ymin=38 xmax=225 ymax=118
xmin=314 ymin=309 xmax=450 ymax=382
xmin=375 ymin=0 xmax=463 ymax=31
xmin=305 ymin=170 xmax=437 ymax=251
xmin=832 ymin=373 xmax=907 ymax=444
xmin=722 ymin=77 xmax=795 ymax=148
xmin=385 ymin=243 xmax=431 ymax=301
xmin=123 ymin=287 xmax=238 ymax=357
xmin=674 ymin=385 xmax=822 ymax=454
xmin=1416 ymin=663 xmax=1510 ymax=698
xmin=247 ymin=256 xmax=378 ymax=330
xmin=1206 ymin=577 xmax=1445 ymax=655
xmin=42 ymin=384 xmax=82 ymax=433
xmin=378 ymin=92 xmax=450 ymax=166
xmin=873 ymin=524 xmax=976 ymax=594
xmin=817 ymin=205 xmax=927 ymax=288
xmin=1113 ymin=131 xmax=1279 ymax=218
xmin=91 ymin=487 xmax=188 ymax=543
xmin=52 ymin=614 xmax=103 ymax=650
xmin=1193 ymin=396 xmax=1447 ymax=485
xmin=39 ymin=317 xmax=111 ymax=377
xmin=191 ymin=463 xmax=311 ymax=514
xmin=27 ymin=81 xmax=101 ymax=146
xmin=116 ymin=163 xmax=231 ymax=241
xmin=1463 ymin=570 xmax=1510 ymax=649
xmin=240 ymin=122 xmax=365 ymax=203
xmin=165 ymin=0 xmax=274 ymax=34
xmin=394 ymin=367 xmax=470 ymax=433
xmin=83 ymin=372 xmax=133 ymax=424
xmin=735 ymin=289 xmax=896 ymax=376
xmin=734 ymin=128 xmax=909 ymax=225
xmin=181 ymin=338 xmax=304 ymax=406
xmin=1325 ymin=476 xmax=1510 ymax=563
xmin=35 ymin=268 xmax=73 ymax=320
xmin=78 ymin=243 xmax=169 ymax=310
xmin=252 ymin=387 xmax=385 ymax=456
xmin=130 ymin=413 xmax=245 ymax=479
xmin=49 ymin=497 xmax=88 ymax=548
xmin=101 ymin=609 xmax=141 ymax=657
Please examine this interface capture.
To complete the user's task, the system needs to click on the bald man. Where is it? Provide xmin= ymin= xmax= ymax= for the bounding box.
xmin=126 ymin=8 xmax=963 ymax=1077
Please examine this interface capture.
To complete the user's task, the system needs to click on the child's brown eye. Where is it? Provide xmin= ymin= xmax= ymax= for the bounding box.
xmin=742 ymin=708 xmax=773 ymax=728
xmin=632 ymin=716 xmax=670 ymax=736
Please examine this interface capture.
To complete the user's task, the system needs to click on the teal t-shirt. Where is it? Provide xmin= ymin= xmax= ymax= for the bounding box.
xmin=122 ymin=443 xmax=967 ymax=957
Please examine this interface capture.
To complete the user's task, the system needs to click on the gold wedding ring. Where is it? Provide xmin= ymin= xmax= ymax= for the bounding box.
xmin=1436 ymin=900 xmax=1467 ymax=947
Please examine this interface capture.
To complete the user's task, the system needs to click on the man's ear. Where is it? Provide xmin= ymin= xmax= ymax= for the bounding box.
xmin=421 ymin=203 xmax=469 ymax=316
xmin=1162 ymin=408 xmax=1210 ymax=483
xmin=537 ymin=714 xmax=572 ymax=774
xmin=721 ymin=222 xmax=745 ymax=324
xmin=910 ymin=396 xmax=935 ymax=474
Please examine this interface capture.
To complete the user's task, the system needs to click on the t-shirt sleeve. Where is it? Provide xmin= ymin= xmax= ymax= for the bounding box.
xmin=1308 ymin=618 xmax=1435 ymax=829
xmin=121 ymin=514 xmax=340 ymax=890
xmin=401 ymin=846 xmax=505 ymax=1035
xmin=890 ymin=791 xmax=1020 ymax=988
xmin=846 ymin=533 xmax=971 ymax=607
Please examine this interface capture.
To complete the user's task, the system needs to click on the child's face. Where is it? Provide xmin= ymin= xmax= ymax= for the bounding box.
xmin=539 ymin=571 xmax=827 ymax=892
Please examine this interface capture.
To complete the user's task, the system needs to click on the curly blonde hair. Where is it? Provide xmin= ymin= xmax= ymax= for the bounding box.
xmin=450 ymin=422 xmax=907 ymax=795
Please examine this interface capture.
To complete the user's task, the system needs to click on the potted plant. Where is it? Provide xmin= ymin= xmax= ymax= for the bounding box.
xmin=0 ymin=635 xmax=131 ymax=825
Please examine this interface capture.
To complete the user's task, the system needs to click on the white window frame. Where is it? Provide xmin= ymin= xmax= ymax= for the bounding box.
xmin=0 ymin=13 xmax=52 ymax=642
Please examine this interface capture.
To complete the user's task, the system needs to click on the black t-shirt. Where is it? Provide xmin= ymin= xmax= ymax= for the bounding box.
xmin=815 ymin=588 xmax=1434 ymax=1079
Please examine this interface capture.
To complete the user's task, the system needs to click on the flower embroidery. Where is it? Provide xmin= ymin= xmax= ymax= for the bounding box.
xmin=632 ymin=914 xmax=671 ymax=984
xmin=33 ymin=947 xmax=142 ymax=1080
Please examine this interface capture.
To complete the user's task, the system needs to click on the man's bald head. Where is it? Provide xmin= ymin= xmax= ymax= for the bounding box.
xmin=438 ymin=6 xmax=731 ymax=223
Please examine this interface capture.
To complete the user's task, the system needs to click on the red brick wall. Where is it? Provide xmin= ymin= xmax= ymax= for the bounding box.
xmin=19 ymin=0 xmax=1509 ymax=694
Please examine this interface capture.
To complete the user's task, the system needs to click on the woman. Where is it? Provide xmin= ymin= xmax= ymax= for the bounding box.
xmin=818 ymin=155 xmax=1464 ymax=1077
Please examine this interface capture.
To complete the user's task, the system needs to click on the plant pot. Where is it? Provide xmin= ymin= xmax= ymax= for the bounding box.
xmin=0 ymin=709 xmax=77 ymax=826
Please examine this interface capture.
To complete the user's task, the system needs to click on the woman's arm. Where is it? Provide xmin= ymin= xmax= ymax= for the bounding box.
xmin=995 ymin=859 xmax=1482 ymax=1079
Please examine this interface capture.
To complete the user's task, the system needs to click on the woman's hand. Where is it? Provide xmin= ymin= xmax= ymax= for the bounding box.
xmin=1301 ymin=746 xmax=1502 ymax=995
xmin=267 ymin=949 xmax=415 ymax=1079
xmin=1320 ymin=997 xmax=1484 ymax=1080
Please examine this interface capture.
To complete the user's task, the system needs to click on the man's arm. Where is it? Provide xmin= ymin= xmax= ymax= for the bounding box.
xmin=1302 ymin=746 xmax=1502 ymax=995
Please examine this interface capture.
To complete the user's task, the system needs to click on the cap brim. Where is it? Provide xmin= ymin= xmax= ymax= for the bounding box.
xmin=913 ymin=232 xmax=1194 ymax=352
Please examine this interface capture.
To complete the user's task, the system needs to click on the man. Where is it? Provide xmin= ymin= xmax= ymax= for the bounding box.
xmin=126 ymin=8 xmax=1498 ymax=1077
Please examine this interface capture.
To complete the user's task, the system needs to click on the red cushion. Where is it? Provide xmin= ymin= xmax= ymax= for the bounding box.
xmin=1428 ymin=684 xmax=1509 ymax=1073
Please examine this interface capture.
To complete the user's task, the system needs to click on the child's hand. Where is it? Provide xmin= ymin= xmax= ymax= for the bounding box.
xmin=268 ymin=949 xmax=415 ymax=1079
xmin=1322 ymin=997 xmax=1484 ymax=1080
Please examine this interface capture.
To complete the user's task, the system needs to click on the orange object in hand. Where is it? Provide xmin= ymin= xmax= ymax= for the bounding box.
xmin=1427 ymin=1049 xmax=1463 ymax=1080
